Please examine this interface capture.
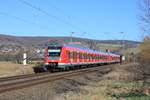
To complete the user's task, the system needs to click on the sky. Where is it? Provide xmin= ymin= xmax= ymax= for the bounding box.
xmin=0 ymin=0 xmax=142 ymax=41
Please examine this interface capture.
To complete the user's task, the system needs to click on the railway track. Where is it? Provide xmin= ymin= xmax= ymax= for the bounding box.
xmin=0 ymin=64 xmax=115 ymax=94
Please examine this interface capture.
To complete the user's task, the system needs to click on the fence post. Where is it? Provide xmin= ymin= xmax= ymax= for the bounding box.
xmin=23 ymin=53 xmax=27 ymax=65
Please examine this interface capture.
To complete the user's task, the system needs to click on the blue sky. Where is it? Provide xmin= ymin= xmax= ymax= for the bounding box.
xmin=0 ymin=0 xmax=141 ymax=41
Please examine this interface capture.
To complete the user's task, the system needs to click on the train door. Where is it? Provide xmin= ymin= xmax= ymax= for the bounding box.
xmin=77 ymin=52 xmax=79 ymax=63
xmin=65 ymin=50 xmax=70 ymax=63
xmin=84 ymin=53 xmax=87 ymax=62
xmin=73 ymin=51 xmax=77 ymax=63
xmin=70 ymin=51 xmax=73 ymax=63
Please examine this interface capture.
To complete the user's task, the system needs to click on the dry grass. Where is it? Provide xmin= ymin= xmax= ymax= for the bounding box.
xmin=103 ymin=63 xmax=143 ymax=81
xmin=66 ymin=63 xmax=150 ymax=100
xmin=0 ymin=61 xmax=35 ymax=77
xmin=66 ymin=80 xmax=149 ymax=100
xmin=0 ymin=63 xmax=149 ymax=100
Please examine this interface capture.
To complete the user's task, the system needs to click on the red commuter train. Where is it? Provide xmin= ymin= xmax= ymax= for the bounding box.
xmin=44 ymin=44 xmax=120 ymax=70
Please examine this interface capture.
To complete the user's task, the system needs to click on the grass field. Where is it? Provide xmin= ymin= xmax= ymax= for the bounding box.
xmin=66 ymin=63 xmax=150 ymax=100
xmin=67 ymin=80 xmax=150 ymax=100
xmin=0 ymin=61 xmax=35 ymax=77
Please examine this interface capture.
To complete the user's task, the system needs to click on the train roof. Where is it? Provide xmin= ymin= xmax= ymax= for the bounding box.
xmin=63 ymin=44 xmax=120 ymax=57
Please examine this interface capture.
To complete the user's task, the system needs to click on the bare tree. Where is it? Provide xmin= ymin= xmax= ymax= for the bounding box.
xmin=139 ymin=0 xmax=150 ymax=95
xmin=139 ymin=0 xmax=150 ymax=71
xmin=140 ymin=0 xmax=150 ymax=34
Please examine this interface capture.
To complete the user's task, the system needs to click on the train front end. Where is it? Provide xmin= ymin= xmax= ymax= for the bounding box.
xmin=44 ymin=44 xmax=62 ymax=69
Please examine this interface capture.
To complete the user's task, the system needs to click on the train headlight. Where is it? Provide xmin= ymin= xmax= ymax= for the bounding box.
xmin=45 ymin=63 xmax=49 ymax=65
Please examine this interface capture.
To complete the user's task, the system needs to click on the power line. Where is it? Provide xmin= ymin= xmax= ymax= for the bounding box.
xmin=0 ymin=12 xmax=35 ymax=25
xmin=18 ymin=0 xmax=86 ymax=32
xmin=0 ymin=12 xmax=52 ymax=31
xmin=45 ymin=1 xmax=71 ymax=19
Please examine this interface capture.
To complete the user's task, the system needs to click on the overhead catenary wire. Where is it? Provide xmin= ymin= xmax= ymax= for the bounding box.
xmin=18 ymin=0 xmax=86 ymax=33
xmin=0 ymin=12 xmax=35 ymax=25
xmin=44 ymin=1 xmax=71 ymax=19
xmin=0 ymin=12 xmax=53 ymax=31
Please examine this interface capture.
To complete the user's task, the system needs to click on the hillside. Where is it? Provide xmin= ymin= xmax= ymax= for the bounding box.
xmin=0 ymin=34 xmax=140 ymax=53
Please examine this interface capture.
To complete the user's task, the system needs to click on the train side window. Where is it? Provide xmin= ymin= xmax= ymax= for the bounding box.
xmin=92 ymin=54 xmax=94 ymax=59
xmin=98 ymin=55 xmax=100 ymax=60
xmin=84 ymin=53 xmax=86 ymax=59
xmin=67 ymin=51 xmax=71 ymax=59
xmin=84 ymin=53 xmax=87 ymax=59
xmin=90 ymin=54 xmax=92 ymax=60
xmin=87 ymin=54 xmax=89 ymax=60
xmin=86 ymin=54 xmax=88 ymax=60
xmin=79 ymin=53 xmax=81 ymax=60
xmin=100 ymin=55 xmax=103 ymax=59
xmin=73 ymin=52 xmax=77 ymax=59
xmin=70 ymin=51 xmax=72 ymax=59
xmin=88 ymin=54 xmax=90 ymax=60
xmin=105 ymin=56 xmax=108 ymax=59
xmin=77 ymin=53 xmax=79 ymax=59
xmin=82 ymin=53 xmax=84 ymax=60
xmin=82 ymin=53 xmax=83 ymax=60
xmin=89 ymin=54 xmax=91 ymax=60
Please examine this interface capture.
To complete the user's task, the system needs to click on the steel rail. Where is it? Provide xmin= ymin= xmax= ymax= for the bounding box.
xmin=0 ymin=64 xmax=115 ymax=94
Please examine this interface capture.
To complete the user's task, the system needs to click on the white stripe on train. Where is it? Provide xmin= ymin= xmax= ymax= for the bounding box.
xmin=58 ymin=61 xmax=119 ymax=68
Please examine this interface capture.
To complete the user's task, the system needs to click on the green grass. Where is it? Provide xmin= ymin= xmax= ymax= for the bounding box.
xmin=67 ymin=80 xmax=148 ymax=100
xmin=126 ymin=96 xmax=150 ymax=100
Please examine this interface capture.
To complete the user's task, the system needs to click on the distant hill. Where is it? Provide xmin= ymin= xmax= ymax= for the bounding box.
xmin=0 ymin=34 xmax=140 ymax=53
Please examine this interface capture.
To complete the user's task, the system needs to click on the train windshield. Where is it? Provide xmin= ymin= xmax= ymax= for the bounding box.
xmin=48 ymin=46 xmax=61 ymax=58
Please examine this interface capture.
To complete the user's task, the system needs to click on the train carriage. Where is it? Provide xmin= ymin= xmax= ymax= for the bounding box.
xmin=44 ymin=44 xmax=120 ymax=70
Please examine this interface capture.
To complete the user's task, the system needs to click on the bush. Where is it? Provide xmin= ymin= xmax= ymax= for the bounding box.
xmin=138 ymin=36 xmax=150 ymax=74
xmin=139 ymin=36 xmax=150 ymax=64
